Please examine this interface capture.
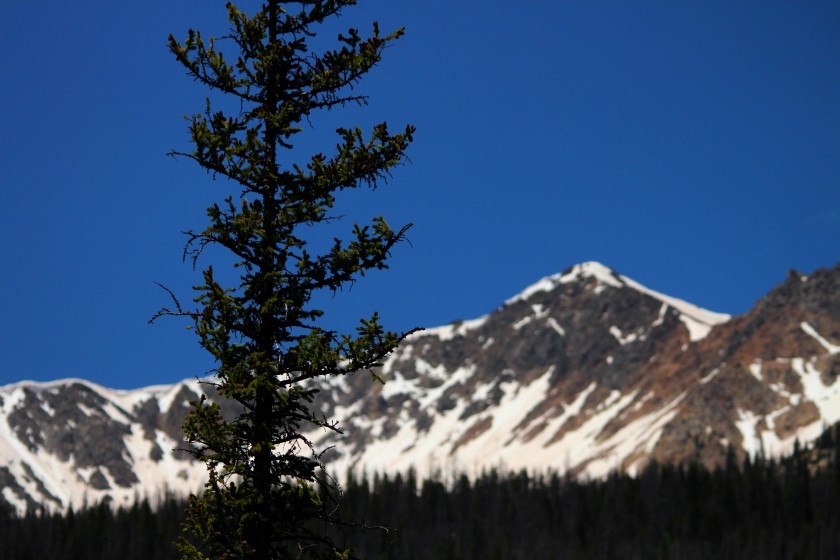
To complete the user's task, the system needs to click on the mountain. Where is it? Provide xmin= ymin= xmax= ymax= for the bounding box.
xmin=2 ymin=262 xmax=839 ymax=512
xmin=313 ymin=261 xmax=840 ymax=478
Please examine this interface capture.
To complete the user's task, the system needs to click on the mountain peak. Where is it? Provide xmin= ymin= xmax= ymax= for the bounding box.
xmin=1 ymin=264 xmax=838 ymax=513
xmin=559 ymin=261 xmax=624 ymax=286
xmin=506 ymin=261 xmax=622 ymax=305
xmin=503 ymin=262 xmax=729 ymax=341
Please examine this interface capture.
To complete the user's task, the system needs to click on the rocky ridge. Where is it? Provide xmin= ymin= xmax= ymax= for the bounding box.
xmin=312 ymin=262 xmax=840 ymax=478
xmin=1 ymin=261 xmax=838 ymax=512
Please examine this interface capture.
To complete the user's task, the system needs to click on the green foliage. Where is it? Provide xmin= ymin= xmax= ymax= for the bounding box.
xmin=154 ymin=1 xmax=415 ymax=558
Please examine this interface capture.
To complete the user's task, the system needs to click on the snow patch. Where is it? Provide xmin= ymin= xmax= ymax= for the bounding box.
xmin=417 ymin=365 xmax=476 ymax=410
xmin=513 ymin=316 xmax=533 ymax=330
xmin=749 ymin=361 xmax=763 ymax=381
xmin=619 ymin=276 xmax=730 ymax=341
xmin=380 ymin=371 xmax=418 ymax=400
xmin=565 ymin=262 xmax=624 ymax=288
xmin=736 ymin=409 xmax=762 ymax=458
xmin=791 ymin=357 xmax=840 ymax=425
xmin=800 ymin=322 xmax=840 ymax=354
xmin=41 ymin=401 xmax=56 ymax=417
xmin=2 ymin=487 xmax=28 ymax=514
xmin=422 ymin=315 xmax=489 ymax=341
xmin=506 ymin=261 xmax=622 ymax=305
xmin=513 ymin=304 xmax=550 ymax=330
xmin=651 ymin=304 xmax=668 ymax=328
xmin=700 ymin=368 xmax=719 ymax=384
xmin=547 ymin=318 xmax=565 ymax=336
xmin=609 ymin=325 xmax=640 ymax=345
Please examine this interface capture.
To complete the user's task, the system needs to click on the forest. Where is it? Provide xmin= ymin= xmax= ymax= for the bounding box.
xmin=1 ymin=425 xmax=838 ymax=560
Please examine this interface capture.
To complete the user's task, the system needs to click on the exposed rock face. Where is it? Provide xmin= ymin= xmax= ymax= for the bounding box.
xmin=310 ymin=262 xmax=840 ymax=478
xmin=0 ymin=379 xmax=238 ymax=513
xmin=1 ymin=262 xmax=839 ymax=512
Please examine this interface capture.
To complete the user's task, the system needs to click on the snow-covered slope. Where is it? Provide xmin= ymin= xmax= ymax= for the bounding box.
xmin=310 ymin=261 xmax=840 ymax=478
xmin=2 ymin=261 xmax=839 ymax=513
xmin=0 ymin=378 xmax=213 ymax=512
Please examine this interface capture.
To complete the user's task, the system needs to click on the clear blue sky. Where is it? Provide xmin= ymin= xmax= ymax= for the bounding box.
xmin=2 ymin=1 xmax=838 ymax=389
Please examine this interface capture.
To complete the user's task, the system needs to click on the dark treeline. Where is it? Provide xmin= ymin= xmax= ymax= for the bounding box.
xmin=335 ymin=428 xmax=840 ymax=560
xmin=2 ymin=428 xmax=838 ymax=559
xmin=0 ymin=495 xmax=184 ymax=560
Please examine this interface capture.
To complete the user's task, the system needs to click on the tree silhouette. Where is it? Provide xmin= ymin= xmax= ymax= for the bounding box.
xmin=154 ymin=2 xmax=415 ymax=558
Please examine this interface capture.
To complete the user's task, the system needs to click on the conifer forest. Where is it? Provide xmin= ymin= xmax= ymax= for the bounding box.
xmin=1 ymin=427 xmax=838 ymax=560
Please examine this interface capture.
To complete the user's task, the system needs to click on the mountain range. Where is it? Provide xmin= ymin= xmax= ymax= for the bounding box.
xmin=2 ymin=261 xmax=839 ymax=513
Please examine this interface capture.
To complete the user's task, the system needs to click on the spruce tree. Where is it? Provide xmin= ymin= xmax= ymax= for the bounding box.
xmin=155 ymin=2 xmax=415 ymax=558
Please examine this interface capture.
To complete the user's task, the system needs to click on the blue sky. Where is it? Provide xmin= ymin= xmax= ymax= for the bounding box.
xmin=2 ymin=1 xmax=838 ymax=389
